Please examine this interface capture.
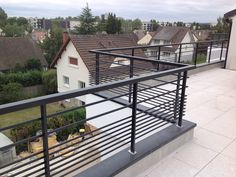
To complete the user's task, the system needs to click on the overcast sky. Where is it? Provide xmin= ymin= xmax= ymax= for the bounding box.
xmin=0 ymin=0 xmax=236 ymax=22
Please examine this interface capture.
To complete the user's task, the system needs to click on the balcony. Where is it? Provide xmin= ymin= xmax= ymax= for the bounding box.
xmin=0 ymin=38 xmax=231 ymax=177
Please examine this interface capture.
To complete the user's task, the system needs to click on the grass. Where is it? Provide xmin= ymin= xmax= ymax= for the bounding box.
xmin=196 ymin=54 xmax=207 ymax=64
xmin=0 ymin=102 xmax=75 ymax=137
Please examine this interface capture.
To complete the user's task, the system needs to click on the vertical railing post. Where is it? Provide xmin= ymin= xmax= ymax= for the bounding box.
xmin=178 ymin=44 xmax=182 ymax=63
xmin=41 ymin=105 xmax=50 ymax=177
xmin=129 ymin=82 xmax=138 ymax=155
xmin=157 ymin=46 xmax=161 ymax=71
xmin=177 ymin=71 xmax=187 ymax=127
xmin=194 ymin=43 xmax=199 ymax=66
xmin=208 ymin=41 xmax=213 ymax=63
xmin=220 ymin=41 xmax=224 ymax=61
xmin=95 ymin=53 xmax=100 ymax=85
xmin=129 ymin=49 xmax=134 ymax=103
xmin=174 ymin=73 xmax=181 ymax=121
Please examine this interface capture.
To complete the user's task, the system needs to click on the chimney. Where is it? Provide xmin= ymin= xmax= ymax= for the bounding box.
xmin=62 ymin=31 xmax=69 ymax=44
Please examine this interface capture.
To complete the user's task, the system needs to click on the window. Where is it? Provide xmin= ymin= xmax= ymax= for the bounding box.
xmin=78 ymin=81 xmax=86 ymax=89
xmin=163 ymin=52 xmax=171 ymax=56
xmin=69 ymin=57 xmax=78 ymax=66
xmin=154 ymin=40 xmax=160 ymax=44
xmin=63 ymin=76 xmax=69 ymax=86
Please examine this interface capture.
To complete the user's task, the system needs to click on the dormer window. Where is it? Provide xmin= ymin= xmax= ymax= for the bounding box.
xmin=69 ymin=57 xmax=78 ymax=66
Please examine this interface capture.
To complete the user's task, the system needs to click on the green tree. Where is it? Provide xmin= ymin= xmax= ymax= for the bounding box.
xmin=121 ymin=18 xmax=133 ymax=33
xmin=42 ymin=69 xmax=57 ymax=94
xmin=40 ymin=24 xmax=63 ymax=65
xmin=1 ymin=82 xmax=23 ymax=104
xmin=150 ymin=19 xmax=159 ymax=31
xmin=106 ymin=13 xmax=121 ymax=34
xmin=76 ymin=3 xmax=96 ymax=34
xmin=214 ymin=17 xmax=230 ymax=33
xmin=132 ymin=18 xmax=142 ymax=30
xmin=97 ymin=14 xmax=107 ymax=32
xmin=3 ymin=22 xmax=25 ymax=37
xmin=25 ymin=58 xmax=42 ymax=70
xmin=0 ymin=7 xmax=7 ymax=27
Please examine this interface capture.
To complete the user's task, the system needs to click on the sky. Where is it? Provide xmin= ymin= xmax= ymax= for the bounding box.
xmin=0 ymin=0 xmax=236 ymax=23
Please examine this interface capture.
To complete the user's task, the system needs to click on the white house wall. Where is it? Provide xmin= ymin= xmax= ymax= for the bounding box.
xmin=226 ymin=15 xmax=236 ymax=70
xmin=55 ymin=41 xmax=89 ymax=102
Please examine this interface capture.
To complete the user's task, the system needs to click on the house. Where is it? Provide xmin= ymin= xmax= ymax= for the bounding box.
xmin=51 ymin=33 xmax=148 ymax=105
xmin=69 ymin=20 xmax=80 ymax=31
xmin=31 ymin=29 xmax=48 ymax=43
xmin=0 ymin=37 xmax=48 ymax=71
xmin=192 ymin=30 xmax=212 ymax=41
xmin=137 ymin=28 xmax=163 ymax=45
xmin=133 ymin=29 xmax=145 ymax=41
xmin=147 ymin=27 xmax=195 ymax=62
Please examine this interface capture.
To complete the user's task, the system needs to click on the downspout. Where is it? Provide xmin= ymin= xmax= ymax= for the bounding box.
xmin=224 ymin=19 xmax=233 ymax=69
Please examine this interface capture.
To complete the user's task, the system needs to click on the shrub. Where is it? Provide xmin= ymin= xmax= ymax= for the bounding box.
xmin=25 ymin=58 xmax=42 ymax=70
xmin=0 ymin=70 xmax=43 ymax=90
xmin=1 ymin=82 xmax=23 ymax=103
xmin=42 ymin=69 xmax=57 ymax=94
xmin=10 ymin=108 xmax=86 ymax=154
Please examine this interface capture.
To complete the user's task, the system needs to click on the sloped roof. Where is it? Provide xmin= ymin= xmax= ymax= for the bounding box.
xmin=224 ymin=9 xmax=236 ymax=18
xmin=0 ymin=37 xmax=48 ymax=71
xmin=192 ymin=30 xmax=212 ymax=41
xmin=51 ymin=34 xmax=152 ymax=73
xmin=153 ymin=27 xmax=189 ymax=42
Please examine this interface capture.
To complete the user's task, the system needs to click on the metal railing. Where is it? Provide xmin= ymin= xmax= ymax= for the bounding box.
xmin=89 ymin=39 xmax=229 ymax=86
xmin=0 ymin=53 xmax=194 ymax=176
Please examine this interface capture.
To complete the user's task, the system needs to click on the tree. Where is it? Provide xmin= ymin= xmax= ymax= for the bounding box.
xmin=121 ymin=18 xmax=133 ymax=33
xmin=40 ymin=24 xmax=63 ymax=65
xmin=76 ymin=3 xmax=96 ymax=34
xmin=0 ymin=7 xmax=7 ymax=27
xmin=150 ymin=19 xmax=159 ymax=31
xmin=1 ymin=82 xmax=23 ymax=104
xmin=42 ymin=69 xmax=57 ymax=94
xmin=132 ymin=18 xmax=142 ymax=30
xmin=25 ymin=58 xmax=42 ymax=70
xmin=3 ymin=22 xmax=25 ymax=37
xmin=214 ymin=17 xmax=230 ymax=33
xmin=106 ymin=13 xmax=121 ymax=34
xmin=97 ymin=15 xmax=107 ymax=32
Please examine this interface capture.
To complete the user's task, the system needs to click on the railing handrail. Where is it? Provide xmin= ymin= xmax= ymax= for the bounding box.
xmin=91 ymin=39 xmax=229 ymax=52
xmin=89 ymin=50 xmax=188 ymax=67
xmin=0 ymin=65 xmax=194 ymax=115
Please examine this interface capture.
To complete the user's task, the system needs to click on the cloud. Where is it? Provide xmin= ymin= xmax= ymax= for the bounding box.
xmin=0 ymin=0 xmax=236 ymax=22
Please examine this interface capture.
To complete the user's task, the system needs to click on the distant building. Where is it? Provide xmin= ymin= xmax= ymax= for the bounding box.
xmin=192 ymin=30 xmax=213 ymax=41
xmin=31 ymin=29 xmax=48 ymax=43
xmin=69 ymin=20 xmax=80 ymax=31
xmin=147 ymin=27 xmax=195 ymax=62
xmin=142 ymin=21 xmax=153 ymax=31
xmin=0 ymin=37 xmax=48 ymax=71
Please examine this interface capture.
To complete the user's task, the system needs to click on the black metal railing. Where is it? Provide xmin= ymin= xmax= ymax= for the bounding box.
xmin=0 ymin=54 xmax=193 ymax=176
xmin=89 ymin=39 xmax=229 ymax=86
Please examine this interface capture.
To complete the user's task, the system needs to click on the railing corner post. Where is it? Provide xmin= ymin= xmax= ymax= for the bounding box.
xmin=95 ymin=53 xmax=100 ymax=85
xmin=41 ymin=104 xmax=50 ymax=177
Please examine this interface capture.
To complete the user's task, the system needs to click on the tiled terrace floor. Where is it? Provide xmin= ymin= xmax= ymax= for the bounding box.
xmin=139 ymin=68 xmax=236 ymax=177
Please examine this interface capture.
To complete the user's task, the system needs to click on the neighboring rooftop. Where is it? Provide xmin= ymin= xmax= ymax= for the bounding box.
xmin=0 ymin=37 xmax=48 ymax=71
xmin=152 ymin=26 xmax=189 ymax=42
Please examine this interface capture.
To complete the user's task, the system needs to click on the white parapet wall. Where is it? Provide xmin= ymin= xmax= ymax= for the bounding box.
xmin=226 ymin=15 xmax=236 ymax=70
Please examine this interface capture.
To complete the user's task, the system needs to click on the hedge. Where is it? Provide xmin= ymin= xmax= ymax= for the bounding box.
xmin=0 ymin=70 xmax=43 ymax=90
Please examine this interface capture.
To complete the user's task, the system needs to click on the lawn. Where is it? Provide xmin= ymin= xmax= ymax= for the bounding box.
xmin=0 ymin=102 xmax=67 ymax=129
